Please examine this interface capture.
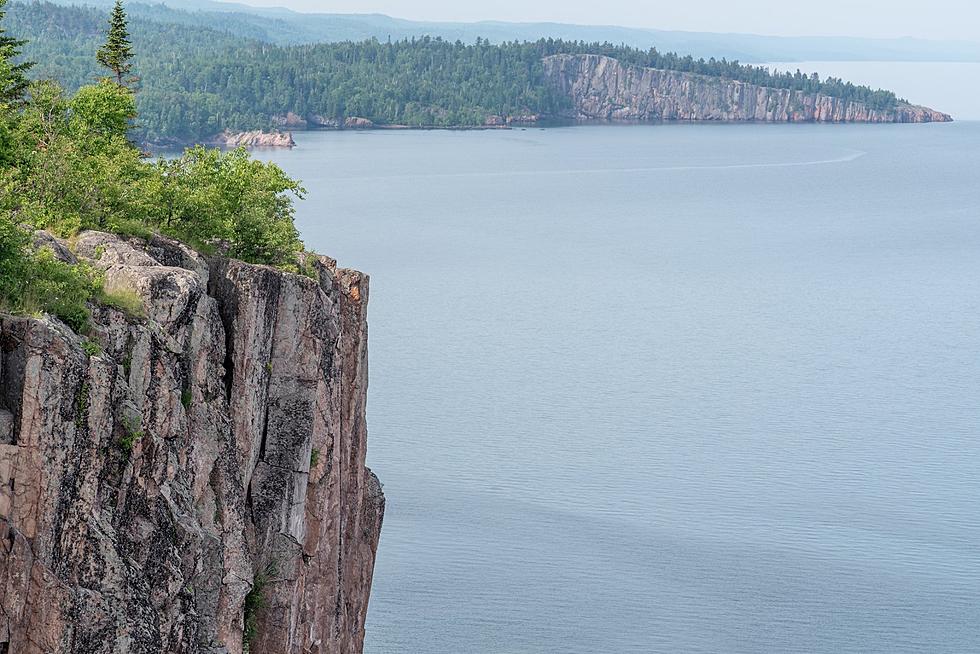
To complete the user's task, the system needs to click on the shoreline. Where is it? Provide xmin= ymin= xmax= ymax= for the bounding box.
xmin=146 ymin=114 xmax=957 ymax=150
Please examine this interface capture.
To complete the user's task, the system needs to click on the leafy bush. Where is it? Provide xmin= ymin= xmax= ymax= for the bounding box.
xmin=154 ymin=147 xmax=304 ymax=268
xmin=69 ymin=78 xmax=137 ymax=138
xmin=0 ymin=216 xmax=101 ymax=332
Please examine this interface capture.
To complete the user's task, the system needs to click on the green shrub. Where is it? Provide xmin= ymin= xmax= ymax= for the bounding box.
xmin=118 ymin=413 xmax=143 ymax=452
xmin=69 ymin=79 xmax=136 ymax=138
xmin=243 ymin=562 xmax=278 ymax=650
xmin=154 ymin=146 xmax=304 ymax=269
xmin=0 ymin=217 xmax=101 ymax=332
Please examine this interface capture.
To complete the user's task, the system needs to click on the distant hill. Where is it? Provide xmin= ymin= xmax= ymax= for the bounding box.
xmin=5 ymin=1 xmax=951 ymax=144
xmin=44 ymin=0 xmax=980 ymax=62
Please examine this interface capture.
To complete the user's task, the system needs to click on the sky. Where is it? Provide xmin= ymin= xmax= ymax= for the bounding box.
xmin=233 ymin=0 xmax=980 ymax=42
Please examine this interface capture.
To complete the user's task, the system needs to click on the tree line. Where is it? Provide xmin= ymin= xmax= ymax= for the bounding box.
xmin=8 ymin=1 xmax=901 ymax=143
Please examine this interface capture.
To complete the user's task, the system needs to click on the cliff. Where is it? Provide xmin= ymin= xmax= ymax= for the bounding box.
xmin=543 ymin=54 xmax=952 ymax=123
xmin=0 ymin=232 xmax=384 ymax=653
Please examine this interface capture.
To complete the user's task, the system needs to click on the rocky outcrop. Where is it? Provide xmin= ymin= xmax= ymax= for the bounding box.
xmin=272 ymin=112 xmax=309 ymax=129
xmin=308 ymin=115 xmax=341 ymax=129
xmin=484 ymin=114 xmax=541 ymax=127
xmin=343 ymin=117 xmax=374 ymax=129
xmin=543 ymin=54 xmax=952 ymax=123
xmin=212 ymin=130 xmax=297 ymax=148
xmin=0 ymin=232 xmax=383 ymax=653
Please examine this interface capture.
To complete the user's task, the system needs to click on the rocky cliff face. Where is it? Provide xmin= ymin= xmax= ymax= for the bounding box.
xmin=0 ymin=232 xmax=384 ymax=653
xmin=543 ymin=54 xmax=952 ymax=123
xmin=212 ymin=130 xmax=297 ymax=148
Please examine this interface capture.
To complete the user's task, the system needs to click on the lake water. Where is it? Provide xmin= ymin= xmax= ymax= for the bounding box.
xmin=255 ymin=119 xmax=980 ymax=653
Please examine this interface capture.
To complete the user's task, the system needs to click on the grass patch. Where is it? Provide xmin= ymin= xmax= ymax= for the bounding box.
xmin=99 ymin=286 xmax=145 ymax=320
xmin=310 ymin=447 xmax=320 ymax=468
xmin=81 ymin=338 xmax=102 ymax=357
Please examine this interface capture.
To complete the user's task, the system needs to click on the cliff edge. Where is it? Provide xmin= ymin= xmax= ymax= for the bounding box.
xmin=543 ymin=54 xmax=952 ymax=123
xmin=0 ymin=232 xmax=384 ymax=653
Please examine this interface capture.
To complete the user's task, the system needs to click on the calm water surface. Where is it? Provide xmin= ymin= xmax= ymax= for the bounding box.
xmin=256 ymin=120 xmax=980 ymax=653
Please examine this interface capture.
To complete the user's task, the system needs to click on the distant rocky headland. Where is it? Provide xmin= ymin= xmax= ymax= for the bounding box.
xmin=13 ymin=2 xmax=954 ymax=145
xmin=208 ymin=53 xmax=950 ymax=148
xmin=542 ymin=54 xmax=952 ymax=124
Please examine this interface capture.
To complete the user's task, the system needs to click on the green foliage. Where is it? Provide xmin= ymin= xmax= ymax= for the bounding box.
xmin=154 ymin=147 xmax=304 ymax=267
xmin=2 ymin=80 xmax=304 ymax=332
xmin=0 ymin=210 xmax=29 ymax=303
xmin=3 ymin=61 xmax=302 ymax=303
xmin=310 ymin=447 xmax=319 ymax=468
xmin=96 ymin=0 xmax=133 ymax=85
xmin=10 ymin=80 xmax=149 ymax=236
xmin=118 ymin=413 xmax=143 ymax=452
xmin=0 ymin=219 xmax=102 ymax=332
xmin=81 ymin=338 xmax=102 ymax=356
xmin=27 ymin=249 xmax=102 ymax=332
xmin=0 ymin=0 xmax=31 ymax=107
xmin=243 ymin=562 xmax=277 ymax=650
xmin=6 ymin=2 xmax=903 ymax=143
xmin=180 ymin=388 xmax=191 ymax=409
xmin=296 ymin=254 xmax=318 ymax=280
xmin=70 ymin=79 xmax=137 ymax=137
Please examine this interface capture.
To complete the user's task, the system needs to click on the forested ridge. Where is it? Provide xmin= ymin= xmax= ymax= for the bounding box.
xmin=9 ymin=1 xmax=902 ymax=143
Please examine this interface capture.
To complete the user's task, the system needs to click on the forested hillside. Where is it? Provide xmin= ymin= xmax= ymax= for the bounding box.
xmin=9 ymin=1 xmax=902 ymax=143
xmin=42 ymin=0 xmax=980 ymax=62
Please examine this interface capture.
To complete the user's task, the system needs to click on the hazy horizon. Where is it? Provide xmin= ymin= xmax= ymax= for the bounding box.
xmin=223 ymin=0 xmax=980 ymax=42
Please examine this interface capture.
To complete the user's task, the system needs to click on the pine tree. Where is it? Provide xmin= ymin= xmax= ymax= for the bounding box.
xmin=0 ymin=0 xmax=32 ymax=105
xmin=96 ymin=0 xmax=134 ymax=86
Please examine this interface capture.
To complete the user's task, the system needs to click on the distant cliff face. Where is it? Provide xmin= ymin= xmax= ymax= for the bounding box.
xmin=543 ymin=54 xmax=952 ymax=123
xmin=0 ymin=232 xmax=383 ymax=653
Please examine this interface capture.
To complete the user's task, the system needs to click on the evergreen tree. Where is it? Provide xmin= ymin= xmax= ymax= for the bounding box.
xmin=0 ymin=0 xmax=32 ymax=105
xmin=96 ymin=0 xmax=134 ymax=86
